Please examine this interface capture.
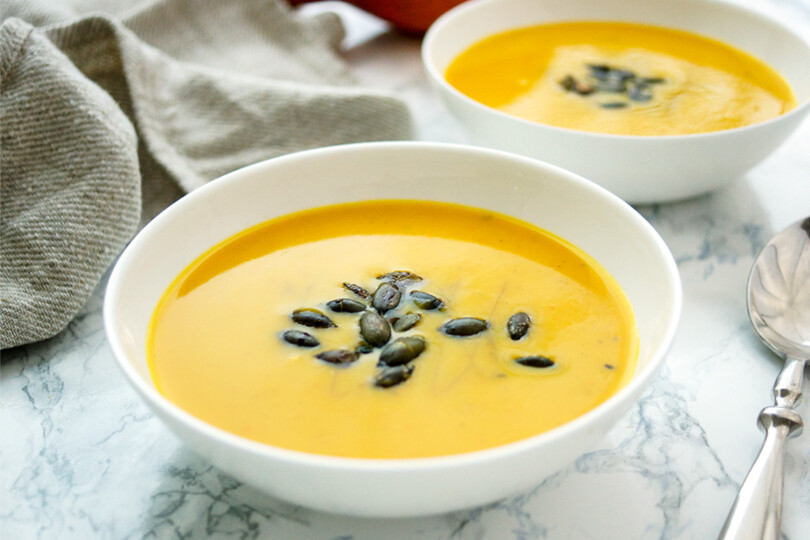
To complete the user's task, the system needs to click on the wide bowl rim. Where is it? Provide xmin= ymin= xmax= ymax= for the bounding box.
xmin=103 ymin=141 xmax=682 ymax=473
xmin=421 ymin=0 xmax=810 ymax=142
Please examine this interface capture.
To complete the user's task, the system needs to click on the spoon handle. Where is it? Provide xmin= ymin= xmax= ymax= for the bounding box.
xmin=718 ymin=357 xmax=805 ymax=540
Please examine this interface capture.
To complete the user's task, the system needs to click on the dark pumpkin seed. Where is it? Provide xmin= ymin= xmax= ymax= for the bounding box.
xmin=291 ymin=308 xmax=336 ymax=328
xmin=604 ymin=363 xmax=615 ymax=370
xmin=359 ymin=310 xmax=391 ymax=347
xmin=559 ymin=74 xmax=577 ymax=91
xmin=410 ymin=290 xmax=443 ymax=310
xmin=356 ymin=342 xmax=374 ymax=355
xmin=281 ymin=330 xmax=319 ymax=348
xmin=559 ymin=75 xmax=595 ymax=96
xmin=343 ymin=282 xmax=370 ymax=299
xmin=600 ymin=102 xmax=628 ymax=109
xmin=613 ymin=69 xmax=635 ymax=81
xmin=378 ymin=336 xmax=427 ymax=367
xmin=637 ymin=76 xmax=665 ymax=85
xmin=326 ymin=298 xmax=366 ymax=313
xmin=441 ymin=317 xmax=489 ymax=337
xmin=515 ymin=355 xmax=555 ymax=369
xmin=507 ymin=312 xmax=531 ymax=341
xmin=587 ymin=64 xmax=611 ymax=80
xmin=376 ymin=270 xmax=423 ymax=284
xmin=390 ymin=312 xmax=422 ymax=332
xmin=372 ymin=282 xmax=401 ymax=313
xmin=597 ymin=78 xmax=628 ymax=93
xmin=374 ymin=364 xmax=414 ymax=389
xmin=316 ymin=349 xmax=358 ymax=365
xmin=628 ymin=83 xmax=653 ymax=102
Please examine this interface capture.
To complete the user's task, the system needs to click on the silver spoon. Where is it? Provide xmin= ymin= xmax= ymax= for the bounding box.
xmin=719 ymin=217 xmax=810 ymax=540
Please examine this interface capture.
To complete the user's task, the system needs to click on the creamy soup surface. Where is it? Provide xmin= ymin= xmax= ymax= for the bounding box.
xmin=444 ymin=21 xmax=795 ymax=135
xmin=147 ymin=200 xmax=638 ymax=459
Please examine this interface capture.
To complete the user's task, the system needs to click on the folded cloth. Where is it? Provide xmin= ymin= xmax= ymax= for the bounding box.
xmin=0 ymin=0 xmax=413 ymax=350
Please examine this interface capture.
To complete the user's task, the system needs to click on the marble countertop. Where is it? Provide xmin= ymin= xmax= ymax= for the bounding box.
xmin=3 ymin=1 xmax=810 ymax=538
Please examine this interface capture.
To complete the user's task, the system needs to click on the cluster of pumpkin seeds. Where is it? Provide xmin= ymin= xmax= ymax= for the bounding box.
xmin=280 ymin=270 xmax=556 ymax=389
xmin=559 ymin=63 xmax=666 ymax=109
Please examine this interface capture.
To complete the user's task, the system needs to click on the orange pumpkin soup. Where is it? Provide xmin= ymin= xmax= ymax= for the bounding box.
xmin=147 ymin=200 xmax=637 ymax=458
xmin=444 ymin=21 xmax=795 ymax=135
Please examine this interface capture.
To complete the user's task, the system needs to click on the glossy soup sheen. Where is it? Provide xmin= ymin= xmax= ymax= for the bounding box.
xmin=444 ymin=21 xmax=796 ymax=135
xmin=147 ymin=200 xmax=638 ymax=459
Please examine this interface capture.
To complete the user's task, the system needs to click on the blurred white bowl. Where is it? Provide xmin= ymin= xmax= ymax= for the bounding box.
xmin=422 ymin=0 xmax=810 ymax=203
xmin=104 ymin=142 xmax=681 ymax=517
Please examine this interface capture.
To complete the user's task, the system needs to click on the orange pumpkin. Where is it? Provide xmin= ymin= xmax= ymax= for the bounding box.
xmin=290 ymin=0 xmax=467 ymax=34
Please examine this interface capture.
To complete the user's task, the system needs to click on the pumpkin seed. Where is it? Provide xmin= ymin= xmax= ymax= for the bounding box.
xmin=374 ymin=364 xmax=414 ymax=389
xmin=600 ymin=102 xmax=628 ymax=109
xmin=410 ymin=290 xmax=443 ymax=310
xmin=441 ymin=317 xmax=489 ymax=337
xmin=390 ymin=312 xmax=421 ymax=332
xmin=507 ymin=312 xmax=531 ymax=341
xmin=343 ymin=282 xmax=369 ymax=299
xmin=515 ymin=355 xmax=555 ymax=369
xmin=291 ymin=308 xmax=336 ymax=328
xmin=376 ymin=270 xmax=423 ymax=284
xmin=378 ymin=336 xmax=427 ymax=366
xmin=559 ymin=75 xmax=595 ymax=95
xmin=359 ymin=310 xmax=391 ymax=347
xmin=559 ymin=74 xmax=577 ymax=92
xmin=587 ymin=64 xmax=612 ymax=79
xmin=637 ymin=76 xmax=665 ymax=85
xmin=281 ymin=330 xmax=320 ymax=348
xmin=372 ymin=282 xmax=401 ymax=313
xmin=356 ymin=342 xmax=374 ymax=355
xmin=316 ymin=349 xmax=358 ymax=365
xmin=628 ymin=82 xmax=652 ymax=102
xmin=326 ymin=298 xmax=366 ymax=313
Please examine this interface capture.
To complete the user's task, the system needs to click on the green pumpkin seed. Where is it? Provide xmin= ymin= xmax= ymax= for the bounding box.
xmin=356 ymin=342 xmax=374 ymax=355
xmin=558 ymin=75 xmax=594 ymax=95
xmin=441 ymin=317 xmax=489 ymax=337
xmin=343 ymin=282 xmax=370 ymax=299
xmin=281 ymin=330 xmax=319 ymax=348
xmin=291 ymin=308 xmax=336 ymax=328
xmin=373 ymin=364 xmax=414 ymax=389
xmin=410 ymin=290 xmax=443 ymax=310
xmin=378 ymin=336 xmax=427 ymax=366
xmin=326 ymin=298 xmax=366 ymax=313
xmin=359 ymin=311 xmax=391 ymax=347
xmin=372 ymin=282 xmax=401 ymax=313
xmin=559 ymin=74 xmax=577 ymax=92
xmin=515 ymin=355 xmax=555 ymax=368
xmin=315 ymin=349 xmax=358 ymax=365
xmin=390 ymin=312 xmax=421 ymax=332
xmin=507 ymin=312 xmax=531 ymax=341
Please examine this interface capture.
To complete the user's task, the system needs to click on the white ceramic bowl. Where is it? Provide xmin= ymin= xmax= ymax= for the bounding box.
xmin=104 ymin=142 xmax=681 ymax=517
xmin=422 ymin=0 xmax=810 ymax=203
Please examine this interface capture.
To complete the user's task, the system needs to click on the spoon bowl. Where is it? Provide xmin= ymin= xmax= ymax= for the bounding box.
xmin=747 ymin=217 xmax=810 ymax=359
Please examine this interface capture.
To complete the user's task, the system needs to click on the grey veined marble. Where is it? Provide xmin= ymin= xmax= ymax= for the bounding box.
xmin=3 ymin=0 xmax=810 ymax=538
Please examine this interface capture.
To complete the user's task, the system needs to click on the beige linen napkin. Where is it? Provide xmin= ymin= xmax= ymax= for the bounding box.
xmin=0 ymin=0 xmax=413 ymax=350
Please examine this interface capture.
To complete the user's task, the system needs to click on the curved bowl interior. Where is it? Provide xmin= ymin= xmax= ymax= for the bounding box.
xmin=104 ymin=142 xmax=682 ymax=516
xmin=422 ymin=0 xmax=810 ymax=203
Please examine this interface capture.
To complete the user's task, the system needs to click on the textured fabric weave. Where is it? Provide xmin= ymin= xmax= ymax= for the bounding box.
xmin=0 ymin=0 xmax=413 ymax=350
